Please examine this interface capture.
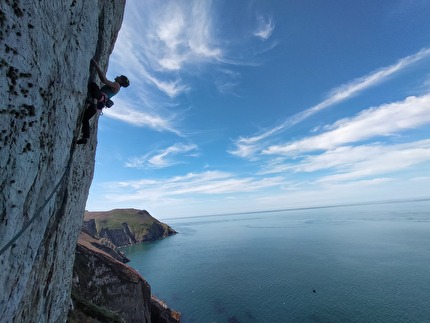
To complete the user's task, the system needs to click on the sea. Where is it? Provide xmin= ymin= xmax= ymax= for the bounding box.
xmin=124 ymin=200 xmax=430 ymax=323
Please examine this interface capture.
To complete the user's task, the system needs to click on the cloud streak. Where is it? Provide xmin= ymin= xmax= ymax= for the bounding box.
xmin=105 ymin=0 xmax=223 ymax=134
xmin=254 ymin=15 xmax=275 ymax=40
xmin=262 ymin=139 xmax=430 ymax=179
xmin=126 ymin=143 xmax=198 ymax=169
xmin=229 ymin=47 xmax=430 ymax=158
xmin=263 ymin=93 xmax=430 ymax=155
xmin=315 ymin=140 xmax=430 ymax=183
xmin=258 ymin=91 xmax=430 ymax=186
xmin=150 ymin=1 xmax=222 ymax=71
xmin=102 ymin=171 xmax=285 ymax=204
xmin=103 ymin=99 xmax=181 ymax=135
xmin=108 ymin=0 xmax=279 ymax=132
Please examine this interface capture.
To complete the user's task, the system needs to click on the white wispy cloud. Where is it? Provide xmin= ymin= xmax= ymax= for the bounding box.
xmin=103 ymin=99 xmax=181 ymax=135
xmin=150 ymin=1 xmax=222 ymax=71
xmin=105 ymin=0 xmax=223 ymax=134
xmin=126 ymin=143 xmax=198 ymax=169
xmin=90 ymin=164 xmax=430 ymax=216
xmin=254 ymin=15 xmax=274 ymax=40
xmin=111 ymin=2 xmax=209 ymax=95
xmin=102 ymin=171 xmax=285 ymax=203
xmin=258 ymin=91 xmax=430 ymax=185
xmin=229 ymin=47 xmax=430 ymax=158
xmin=215 ymin=69 xmax=242 ymax=94
xmin=263 ymin=93 xmax=430 ymax=155
xmin=263 ymin=139 xmax=430 ymax=178
xmin=249 ymin=176 xmax=430 ymax=211
xmin=314 ymin=140 xmax=430 ymax=183
xmin=107 ymin=0 xmax=282 ymax=134
xmin=148 ymin=76 xmax=190 ymax=98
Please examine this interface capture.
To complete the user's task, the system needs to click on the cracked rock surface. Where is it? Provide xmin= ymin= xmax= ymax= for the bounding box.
xmin=0 ymin=0 xmax=125 ymax=321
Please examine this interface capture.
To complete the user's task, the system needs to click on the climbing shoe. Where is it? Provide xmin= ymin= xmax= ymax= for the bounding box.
xmin=77 ymin=138 xmax=88 ymax=145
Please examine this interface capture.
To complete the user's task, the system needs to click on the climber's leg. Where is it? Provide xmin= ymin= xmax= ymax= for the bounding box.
xmin=77 ymin=103 xmax=97 ymax=144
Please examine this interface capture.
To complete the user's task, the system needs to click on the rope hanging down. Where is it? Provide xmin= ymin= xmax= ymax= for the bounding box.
xmin=0 ymin=161 xmax=73 ymax=256
xmin=0 ymin=100 xmax=87 ymax=257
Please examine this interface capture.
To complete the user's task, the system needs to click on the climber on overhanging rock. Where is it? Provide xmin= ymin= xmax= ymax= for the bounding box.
xmin=77 ymin=59 xmax=130 ymax=145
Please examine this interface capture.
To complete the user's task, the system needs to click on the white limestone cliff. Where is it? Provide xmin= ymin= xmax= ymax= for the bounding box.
xmin=0 ymin=0 xmax=125 ymax=321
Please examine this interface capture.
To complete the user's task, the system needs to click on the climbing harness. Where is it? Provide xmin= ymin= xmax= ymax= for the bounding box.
xmin=97 ymin=92 xmax=114 ymax=109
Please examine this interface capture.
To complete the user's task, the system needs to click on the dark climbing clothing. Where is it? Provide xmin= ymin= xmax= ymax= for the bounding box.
xmin=80 ymin=82 xmax=115 ymax=140
xmin=88 ymin=82 xmax=104 ymax=101
xmin=76 ymin=137 xmax=88 ymax=145
xmin=80 ymin=104 xmax=97 ymax=139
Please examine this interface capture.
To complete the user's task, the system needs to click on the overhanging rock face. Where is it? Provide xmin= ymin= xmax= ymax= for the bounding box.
xmin=0 ymin=0 xmax=125 ymax=321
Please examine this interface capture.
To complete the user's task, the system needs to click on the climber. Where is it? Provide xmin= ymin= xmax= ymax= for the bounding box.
xmin=77 ymin=59 xmax=130 ymax=144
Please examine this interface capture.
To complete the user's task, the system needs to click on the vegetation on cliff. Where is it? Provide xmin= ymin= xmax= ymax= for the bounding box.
xmin=84 ymin=209 xmax=177 ymax=246
xmin=70 ymin=209 xmax=181 ymax=322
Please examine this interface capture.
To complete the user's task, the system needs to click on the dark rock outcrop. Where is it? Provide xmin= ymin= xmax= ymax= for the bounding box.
xmin=151 ymin=296 xmax=182 ymax=323
xmin=71 ymin=234 xmax=181 ymax=323
xmin=79 ymin=231 xmax=130 ymax=263
xmin=82 ymin=219 xmax=98 ymax=237
xmin=72 ymin=241 xmax=152 ymax=322
xmin=99 ymin=223 xmax=138 ymax=247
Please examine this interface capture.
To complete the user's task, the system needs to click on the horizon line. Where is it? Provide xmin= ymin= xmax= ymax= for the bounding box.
xmin=166 ymin=196 xmax=430 ymax=220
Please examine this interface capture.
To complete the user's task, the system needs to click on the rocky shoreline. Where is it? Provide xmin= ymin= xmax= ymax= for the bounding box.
xmin=69 ymin=209 xmax=180 ymax=322
xmin=83 ymin=209 xmax=177 ymax=248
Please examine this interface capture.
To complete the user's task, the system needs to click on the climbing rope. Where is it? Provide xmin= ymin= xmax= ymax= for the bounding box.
xmin=0 ymin=100 xmax=86 ymax=257
xmin=0 ymin=161 xmax=73 ymax=256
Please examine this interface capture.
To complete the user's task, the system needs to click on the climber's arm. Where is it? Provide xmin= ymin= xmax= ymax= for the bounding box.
xmin=90 ymin=59 xmax=119 ymax=90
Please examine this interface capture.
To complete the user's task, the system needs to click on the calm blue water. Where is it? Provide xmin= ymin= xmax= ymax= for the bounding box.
xmin=124 ymin=201 xmax=430 ymax=322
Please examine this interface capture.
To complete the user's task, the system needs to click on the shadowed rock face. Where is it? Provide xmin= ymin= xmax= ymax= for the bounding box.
xmin=99 ymin=224 xmax=138 ymax=246
xmin=78 ymin=231 xmax=130 ymax=263
xmin=0 ymin=0 xmax=125 ymax=321
xmin=82 ymin=218 xmax=98 ymax=237
xmin=72 ymin=241 xmax=152 ymax=323
xmin=71 ymin=234 xmax=181 ymax=323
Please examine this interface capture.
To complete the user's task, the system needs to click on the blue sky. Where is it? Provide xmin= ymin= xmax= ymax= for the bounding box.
xmin=87 ymin=0 xmax=430 ymax=218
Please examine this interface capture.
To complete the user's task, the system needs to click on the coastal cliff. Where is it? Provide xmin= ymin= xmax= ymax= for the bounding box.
xmin=84 ymin=209 xmax=177 ymax=247
xmin=70 ymin=229 xmax=180 ymax=323
xmin=0 ymin=1 xmax=177 ymax=322
xmin=71 ymin=236 xmax=152 ymax=322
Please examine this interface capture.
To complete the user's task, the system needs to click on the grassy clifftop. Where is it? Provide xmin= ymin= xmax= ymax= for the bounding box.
xmin=85 ymin=209 xmax=158 ymax=231
xmin=84 ymin=209 xmax=177 ymax=245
